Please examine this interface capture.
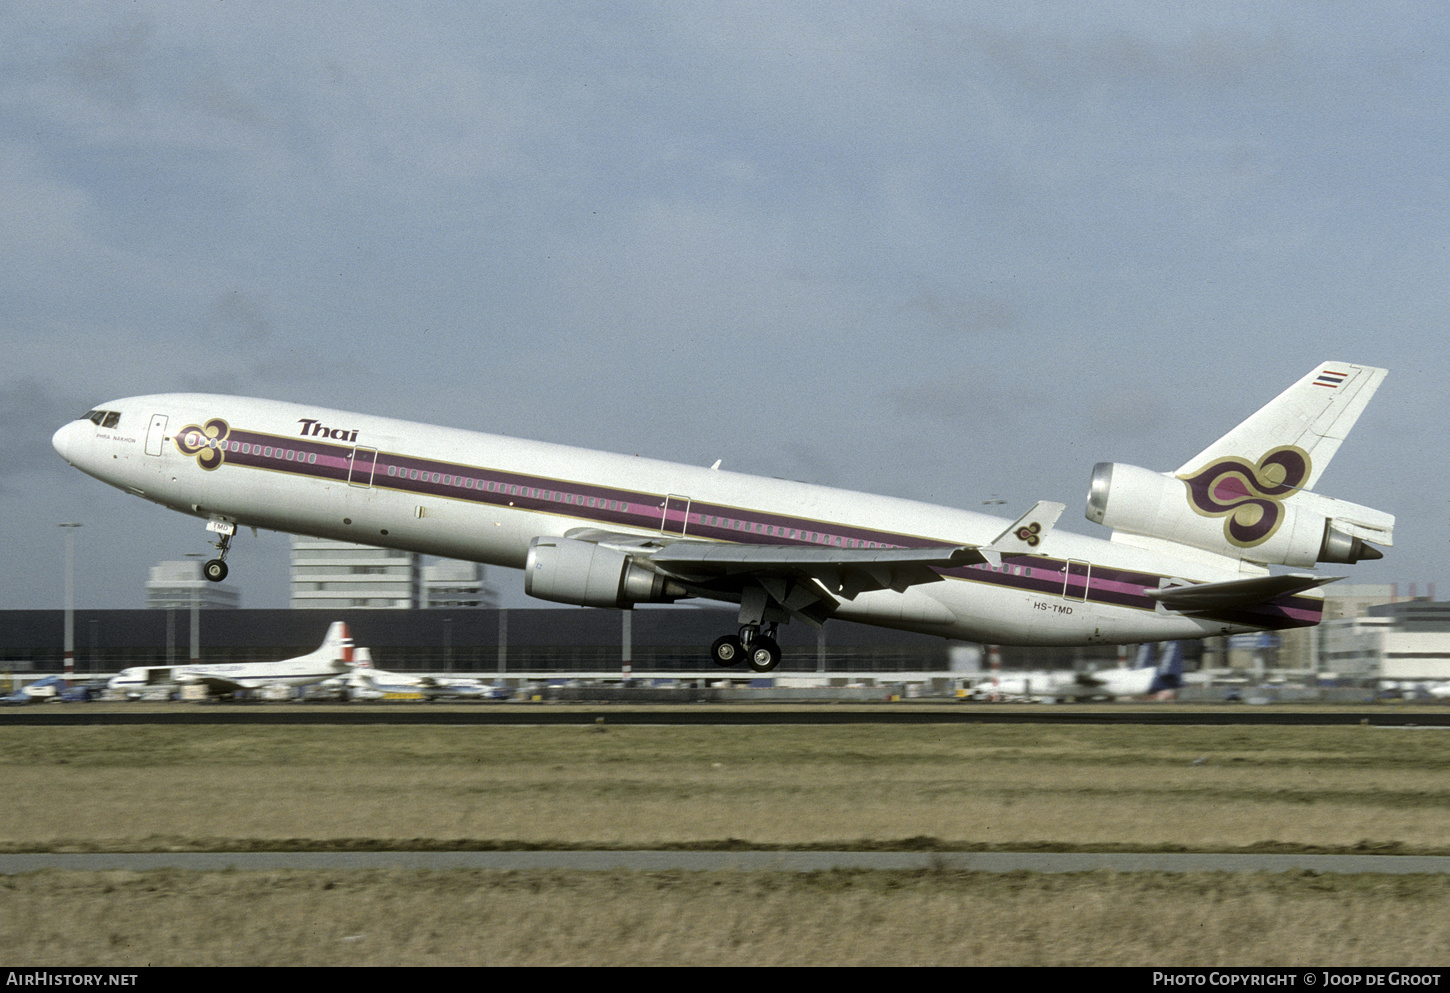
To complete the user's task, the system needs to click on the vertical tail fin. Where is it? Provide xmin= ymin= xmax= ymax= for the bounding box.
xmin=320 ymin=621 xmax=354 ymax=665
xmin=1175 ymin=362 xmax=1387 ymax=491
xmin=1151 ymin=642 xmax=1184 ymax=691
xmin=1133 ymin=642 xmax=1185 ymax=690
xmin=1089 ymin=361 xmax=1393 ymax=568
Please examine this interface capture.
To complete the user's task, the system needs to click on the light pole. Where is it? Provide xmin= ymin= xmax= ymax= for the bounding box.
xmin=58 ymin=524 xmax=81 ymax=679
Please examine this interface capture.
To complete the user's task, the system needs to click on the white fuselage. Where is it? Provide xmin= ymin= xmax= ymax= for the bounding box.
xmin=54 ymin=394 xmax=1321 ymax=647
xmin=108 ymin=657 xmax=347 ymax=695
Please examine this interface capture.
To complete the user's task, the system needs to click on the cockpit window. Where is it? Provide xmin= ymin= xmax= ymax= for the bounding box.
xmin=82 ymin=410 xmax=122 ymax=428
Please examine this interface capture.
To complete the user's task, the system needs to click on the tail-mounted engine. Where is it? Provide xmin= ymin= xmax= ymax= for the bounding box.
xmin=1085 ymin=461 xmax=1393 ymax=568
xmin=525 ymin=536 xmax=687 ymax=608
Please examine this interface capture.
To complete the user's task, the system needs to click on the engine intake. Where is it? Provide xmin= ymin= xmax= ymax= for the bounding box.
xmin=525 ymin=536 xmax=686 ymax=608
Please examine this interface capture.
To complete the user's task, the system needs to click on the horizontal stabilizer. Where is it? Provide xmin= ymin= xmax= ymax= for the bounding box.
xmin=1147 ymin=574 xmax=1340 ymax=612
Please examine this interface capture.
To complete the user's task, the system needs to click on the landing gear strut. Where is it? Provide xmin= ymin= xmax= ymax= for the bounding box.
xmin=711 ymin=624 xmax=782 ymax=673
xmin=203 ymin=519 xmax=236 ymax=583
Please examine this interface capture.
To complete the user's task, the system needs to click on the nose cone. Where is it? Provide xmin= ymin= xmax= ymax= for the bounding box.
xmin=52 ymin=420 xmax=85 ymax=465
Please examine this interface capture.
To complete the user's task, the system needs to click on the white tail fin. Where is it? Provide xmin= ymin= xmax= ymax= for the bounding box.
xmin=319 ymin=621 xmax=354 ymax=665
xmin=1088 ymin=361 xmax=1392 ymax=568
xmin=1175 ymin=362 xmax=1387 ymax=491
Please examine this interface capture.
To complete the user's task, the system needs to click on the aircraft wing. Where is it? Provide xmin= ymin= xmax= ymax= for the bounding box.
xmin=569 ymin=527 xmax=983 ymax=599
xmin=177 ymin=674 xmax=249 ymax=695
xmin=1146 ymin=574 xmax=1340 ymax=611
xmin=567 ymin=499 xmax=1066 ymax=597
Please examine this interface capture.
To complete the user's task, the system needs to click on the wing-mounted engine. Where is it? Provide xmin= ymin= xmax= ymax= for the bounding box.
xmin=525 ymin=536 xmax=688 ymax=609
xmin=1085 ymin=461 xmax=1393 ymax=568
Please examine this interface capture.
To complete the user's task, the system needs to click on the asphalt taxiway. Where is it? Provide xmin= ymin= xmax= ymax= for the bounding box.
xmin=1 ymin=705 xmax=1448 ymax=727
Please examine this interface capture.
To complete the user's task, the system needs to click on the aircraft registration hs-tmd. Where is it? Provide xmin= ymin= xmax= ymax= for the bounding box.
xmin=52 ymin=362 xmax=1394 ymax=673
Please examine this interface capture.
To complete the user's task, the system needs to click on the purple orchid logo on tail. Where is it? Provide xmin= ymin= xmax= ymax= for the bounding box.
xmin=1178 ymin=445 xmax=1311 ymax=547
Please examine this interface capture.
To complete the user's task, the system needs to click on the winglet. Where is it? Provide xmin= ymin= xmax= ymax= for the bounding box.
xmin=987 ymin=501 xmax=1067 ymax=559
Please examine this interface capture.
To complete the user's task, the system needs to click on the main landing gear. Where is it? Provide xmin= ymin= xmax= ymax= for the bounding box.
xmin=202 ymin=519 xmax=236 ymax=583
xmin=712 ymin=624 xmax=782 ymax=674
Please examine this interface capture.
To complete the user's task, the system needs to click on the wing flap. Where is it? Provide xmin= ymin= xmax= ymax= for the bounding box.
xmin=648 ymin=542 xmax=986 ymax=573
xmin=566 ymin=500 xmax=1056 ymax=599
xmin=564 ymin=527 xmax=985 ymax=597
xmin=649 ymin=541 xmax=988 ymax=596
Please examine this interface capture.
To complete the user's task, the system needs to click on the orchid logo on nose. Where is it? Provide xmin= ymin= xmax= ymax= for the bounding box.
xmin=1178 ymin=445 xmax=1311 ymax=548
xmin=175 ymin=418 xmax=231 ymax=471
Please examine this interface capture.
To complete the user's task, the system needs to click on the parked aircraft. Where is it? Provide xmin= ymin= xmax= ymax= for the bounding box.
xmin=343 ymin=648 xmax=422 ymax=700
xmin=107 ymin=621 xmax=355 ymax=698
xmin=2 ymin=675 xmax=66 ymax=704
xmin=54 ymin=362 xmax=1394 ymax=673
xmin=968 ymin=671 xmax=1062 ymax=702
xmin=344 ymin=648 xmax=499 ymax=701
xmin=0 ymin=675 xmax=107 ymax=704
xmin=969 ymin=643 xmax=1183 ymax=701
xmin=1051 ymin=641 xmax=1186 ymax=701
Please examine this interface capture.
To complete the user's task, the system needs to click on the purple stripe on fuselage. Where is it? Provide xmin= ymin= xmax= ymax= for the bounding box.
xmin=203 ymin=424 xmax=1317 ymax=626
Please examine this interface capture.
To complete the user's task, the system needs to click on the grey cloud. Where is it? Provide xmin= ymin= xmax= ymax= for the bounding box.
xmin=0 ymin=378 xmax=82 ymax=486
xmin=188 ymin=72 xmax=265 ymax=126
xmin=902 ymin=290 xmax=1016 ymax=336
xmin=66 ymin=19 xmax=151 ymax=110
xmin=965 ymin=22 xmax=1294 ymax=95
xmin=210 ymin=291 xmax=272 ymax=346
xmin=778 ymin=443 xmax=843 ymax=488
xmin=885 ymin=377 xmax=1003 ymax=424
xmin=1084 ymin=389 xmax=1168 ymax=440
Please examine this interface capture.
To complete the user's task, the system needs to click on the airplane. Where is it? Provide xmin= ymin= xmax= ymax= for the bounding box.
xmin=2 ymin=674 xmax=68 ymax=704
xmin=343 ymin=648 xmax=502 ymax=701
xmin=0 ymin=674 xmax=107 ymax=704
xmin=343 ymin=647 xmax=425 ymax=701
xmin=1049 ymin=641 xmax=1186 ymax=701
xmin=966 ymin=643 xmax=1182 ymax=701
xmin=967 ymin=671 xmax=1062 ymax=702
xmin=53 ymin=362 xmax=1395 ymax=673
xmin=107 ymin=621 xmax=356 ymax=698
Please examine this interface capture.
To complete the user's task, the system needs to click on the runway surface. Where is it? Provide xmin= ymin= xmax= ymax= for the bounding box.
xmin=5 ymin=851 xmax=1450 ymax=874
xmin=2 ymin=706 xmax=1448 ymax=726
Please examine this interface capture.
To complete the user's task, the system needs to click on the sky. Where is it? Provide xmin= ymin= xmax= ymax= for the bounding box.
xmin=2 ymin=1 xmax=1445 ymax=612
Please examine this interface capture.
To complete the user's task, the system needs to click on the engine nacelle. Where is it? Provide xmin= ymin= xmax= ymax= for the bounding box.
xmin=1085 ymin=462 xmax=1393 ymax=568
xmin=525 ymin=536 xmax=686 ymax=608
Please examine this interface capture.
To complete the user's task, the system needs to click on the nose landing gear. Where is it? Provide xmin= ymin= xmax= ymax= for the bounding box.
xmin=203 ymin=518 xmax=236 ymax=583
